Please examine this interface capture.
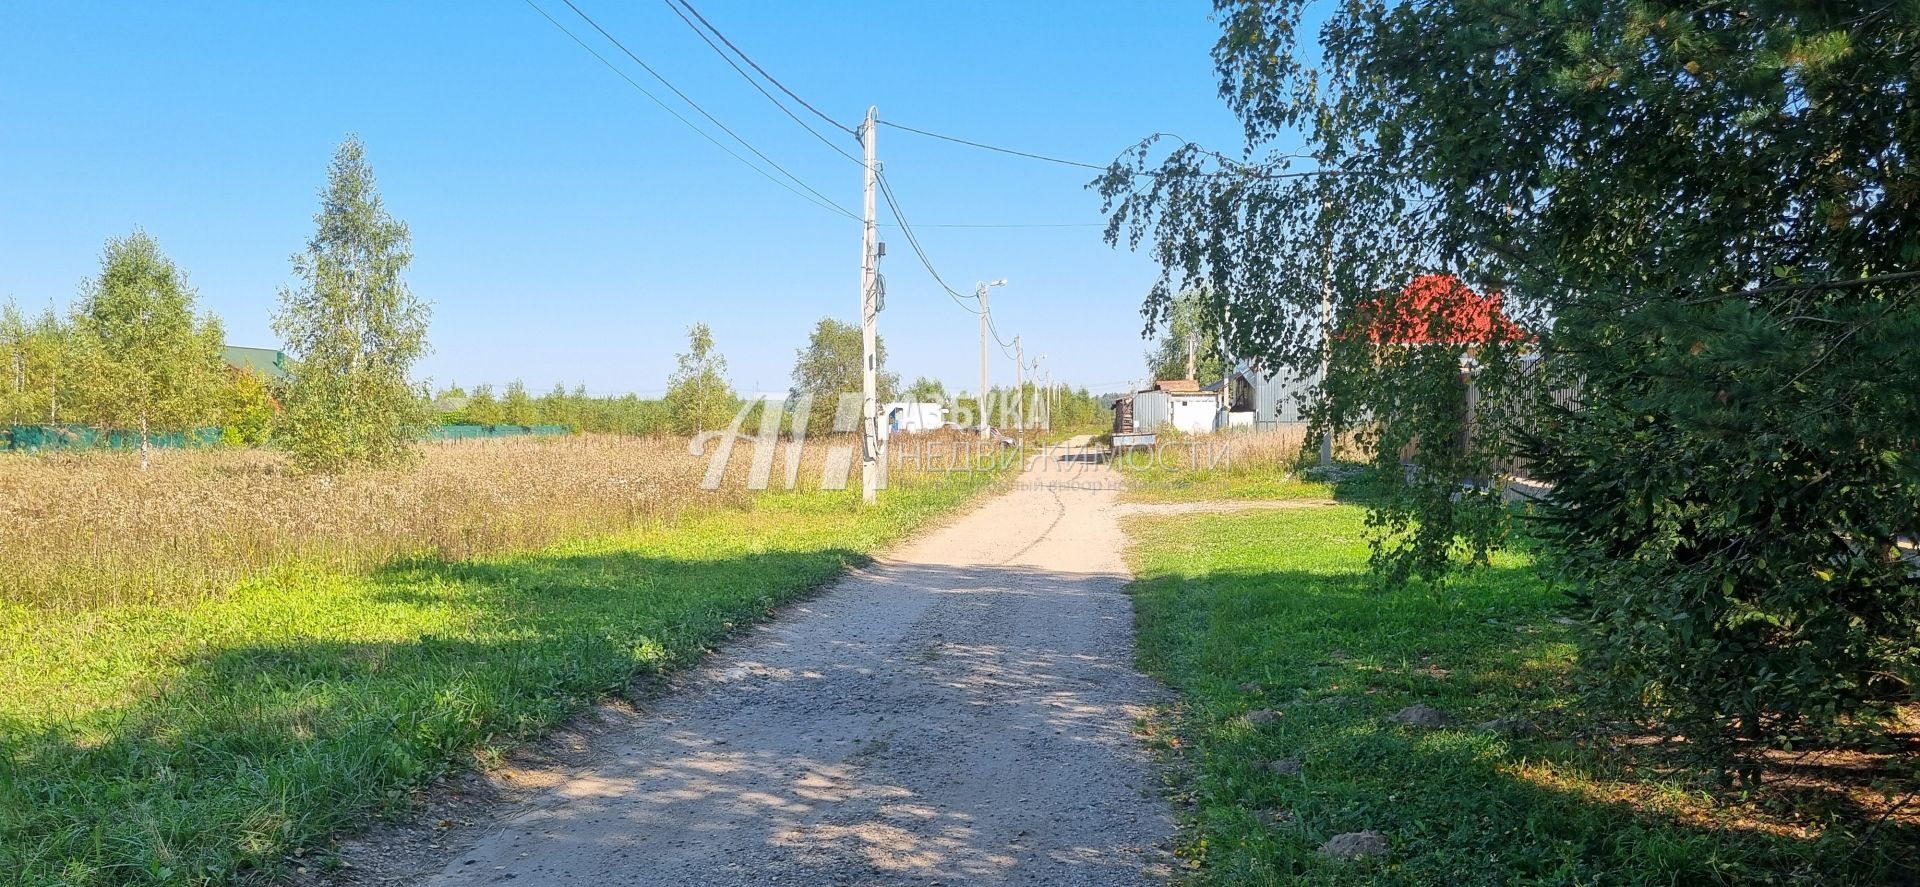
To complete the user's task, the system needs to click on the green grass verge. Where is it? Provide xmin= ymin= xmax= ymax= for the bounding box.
xmin=1118 ymin=463 xmax=1335 ymax=503
xmin=1125 ymin=504 xmax=1910 ymax=885
xmin=0 ymin=472 xmax=1000 ymax=886
xmin=1108 ymin=435 xmax=1370 ymax=504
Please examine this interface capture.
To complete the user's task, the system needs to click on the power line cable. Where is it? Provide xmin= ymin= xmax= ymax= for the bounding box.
xmin=987 ymin=311 xmax=1017 ymax=351
xmin=665 ymin=0 xmax=858 ymax=136
xmin=881 ymin=121 xmax=1335 ymax=181
xmin=875 ymin=172 xmax=980 ymax=315
xmin=879 ymin=121 xmax=1109 ymax=171
xmin=547 ymin=1 xmax=1060 ymax=335
xmin=658 ymin=0 xmax=864 ymax=165
xmin=875 ymin=169 xmax=1025 ymax=346
xmin=523 ymin=0 xmax=858 ymax=220
xmin=552 ymin=0 xmax=859 ymax=219
xmin=881 ymin=221 xmax=1102 ymax=229
xmin=638 ymin=6 xmax=1122 ymax=230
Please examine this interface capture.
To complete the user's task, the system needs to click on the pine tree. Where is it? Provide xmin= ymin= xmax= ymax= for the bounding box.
xmin=274 ymin=136 xmax=430 ymax=471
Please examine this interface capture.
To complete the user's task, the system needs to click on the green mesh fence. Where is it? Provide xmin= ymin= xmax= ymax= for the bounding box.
xmin=426 ymin=424 xmax=573 ymax=441
xmin=1 ymin=423 xmax=572 ymax=452
xmin=4 ymin=425 xmax=223 ymax=452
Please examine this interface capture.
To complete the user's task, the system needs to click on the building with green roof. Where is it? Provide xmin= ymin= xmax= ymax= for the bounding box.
xmin=221 ymin=346 xmax=289 ymax=383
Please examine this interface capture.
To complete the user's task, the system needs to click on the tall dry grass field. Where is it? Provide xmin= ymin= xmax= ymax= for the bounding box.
xmin=0 ymin=431 xmax=1007 ymax=610
xmin=2 ymin=435 xmax=731 ymax=609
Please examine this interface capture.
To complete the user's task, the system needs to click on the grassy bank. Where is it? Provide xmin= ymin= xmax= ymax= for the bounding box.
xmin=1125 ymin=503 xmax=1916 ymax=885
xmin=1111 ymin=429 xmax=1347 ymax=504
xmin=0 ymin=458 xmax=1004 ymax=885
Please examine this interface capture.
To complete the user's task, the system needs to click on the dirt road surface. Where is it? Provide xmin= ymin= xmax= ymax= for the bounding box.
xmin=411 ymin=441 xmax=1174 ymax=886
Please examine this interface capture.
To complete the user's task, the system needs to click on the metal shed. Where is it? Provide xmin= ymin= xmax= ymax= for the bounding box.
xmin=1115 ymin=380 xmax=1220 ymax=435
xmin=1223 ymin=360 xmax=1319 ymax=429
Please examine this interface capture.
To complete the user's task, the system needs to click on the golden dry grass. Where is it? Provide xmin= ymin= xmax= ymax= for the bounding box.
xmin=0 ymin=431 xmax=996 ymax=610
xmin=0 ymin=436 xmax=719 ymax=608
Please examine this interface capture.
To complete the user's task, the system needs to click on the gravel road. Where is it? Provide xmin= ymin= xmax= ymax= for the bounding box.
xmin=413 ymin=441 xmax=1174 ymax=886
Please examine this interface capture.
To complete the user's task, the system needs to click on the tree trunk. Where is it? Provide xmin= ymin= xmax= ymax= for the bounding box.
xmin=139 ymin=413 xmax=150 ymax=471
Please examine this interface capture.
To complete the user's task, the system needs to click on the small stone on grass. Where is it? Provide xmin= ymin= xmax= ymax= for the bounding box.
xmin=1320 ymin=830 xmax=1390 ymax=860
xmin=1387 ymin=703 xmax=1450 ymax=728
xmin=1246 ymin=708 xmax=1282 ymax=725
xmin=1263 ymin=757 xmax=1303 ymax=776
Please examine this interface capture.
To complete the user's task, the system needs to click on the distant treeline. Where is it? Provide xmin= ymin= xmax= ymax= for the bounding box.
xmin=429 ymin=382 xmax=670 ymax=436
xmin=428 ymin=379 xmax=1112 ymax=437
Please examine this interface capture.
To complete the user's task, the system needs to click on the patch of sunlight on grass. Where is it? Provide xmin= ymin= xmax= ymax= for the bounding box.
xmin=1125 ymin=503 xmax=1911 ymax=885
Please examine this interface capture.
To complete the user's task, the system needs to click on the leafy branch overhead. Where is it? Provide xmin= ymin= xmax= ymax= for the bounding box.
xmin=1099 ymin=0 xmax=1919 ymax=775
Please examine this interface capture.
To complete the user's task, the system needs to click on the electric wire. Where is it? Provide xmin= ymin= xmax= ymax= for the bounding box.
xmin=522 ymin=0 xmax=859 ymax=220
xmin=881 ymin=120 xmax=1337 ymax=181
xmin=665 ymin=0 xmax=858 ymax=136
xmin=879 ymin=120 xmax=1109 ymax=171
xmin=875 ymin=171 xmax=980 ymax=314
xmin=553 ymin=0 xmax=859 ymax=219
xmin=650 ymin=2 xmax=1101 ymax=230
xmin=658 ymin=0 xmax=865 ymax=165
xmin=540 ymin=0 xmax=1040 ymax=348
xmin=526 ymin=4 xmax=854 ymax=220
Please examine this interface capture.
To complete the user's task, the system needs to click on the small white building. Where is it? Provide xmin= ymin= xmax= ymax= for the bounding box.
xmin=1115 ymin=381 xmax=1221 ymax=435
xmin=883 ymin=402 xmax=947 ymax=434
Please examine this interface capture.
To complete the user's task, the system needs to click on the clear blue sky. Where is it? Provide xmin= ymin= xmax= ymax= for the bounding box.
xmin=0 ymin=1 xmax=1255 ymax=397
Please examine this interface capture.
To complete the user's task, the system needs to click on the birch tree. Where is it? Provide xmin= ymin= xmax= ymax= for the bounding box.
xmin=274 ymin=135 xmax=431 ymax=471
xmin=663 ymin=323 xmax=736 ymax=436
xmin=72 ymin=231 xmax=225 ymax=467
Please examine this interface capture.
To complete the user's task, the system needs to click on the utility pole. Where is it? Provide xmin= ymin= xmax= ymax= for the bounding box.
xmin=979 ymin=284 xmax=990 ymax=438
xmin=976 ymin=279 xmax=1006 ymax=438
xmin=1031 ymin=355 xmax=1048 ymax=430
xmin=859 ymin=105 xmax=881 ymax=504
xmin=1013 ymin=336 xmax=1024 ymax=432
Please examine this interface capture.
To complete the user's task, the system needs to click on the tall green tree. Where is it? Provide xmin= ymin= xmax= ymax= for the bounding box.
xmin=1 ymin=303 xmax=89 ymax=426
xmin=72 ymin=231 xmax=226 ymax=467
xmin=501 ymin=379 xmax=538 ymax=426
xmin=274 ymin=136 xmax=431 ymax=471
xmin=1145 ymin=289 xmax=1226 ymax=384
xmin=538 ymin=382 xmax=577 ymax=430
xmin=663 ymin=323 xmax=737 ymax=436
xmin=465 ymin=384 xmax=502 ymax=426
xmin=1101 ymin=1 xmax=1920 ymax=776
xmin=904 ymin=376 xmax=946 ymax=402
xmin=219 ymin=367 xmax=276 ymax=447
xmin=789 ymin=317 xmax=895 ymax=434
